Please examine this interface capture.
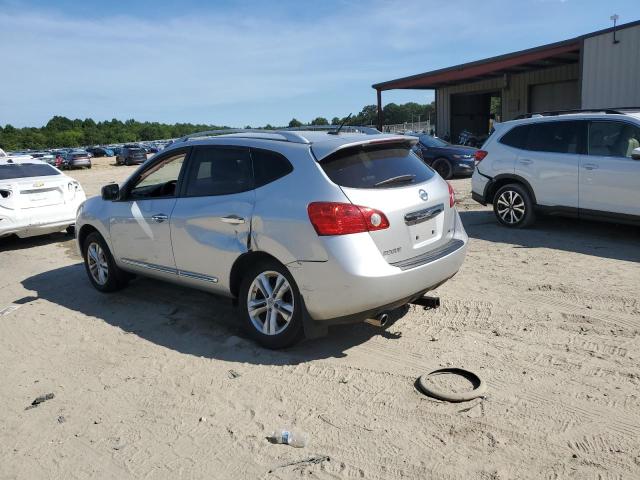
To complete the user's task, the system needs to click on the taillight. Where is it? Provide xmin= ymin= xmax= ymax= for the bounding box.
xmin=474 ymin=150 xmax=488 ymax=163
xmin=307 ymin=202 xmax=390 ymax=236
xmin=447 ymin=182 xmax=455 ymax=208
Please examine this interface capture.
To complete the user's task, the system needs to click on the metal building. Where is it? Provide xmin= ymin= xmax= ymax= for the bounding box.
xmin=372 ymin=20 xmax=640 ymax=140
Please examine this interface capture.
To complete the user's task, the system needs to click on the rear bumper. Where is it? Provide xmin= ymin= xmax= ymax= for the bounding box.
xmin=471 ymin=171 xmax=490 ymax=205
xmin=67 ymin=159 xmax=91 ymax=168
xmin=288 ymin=209 xmax=468 ymax=322
xmin=452 ymin=161 xmax=475 ymax=177
xmin=0 ymin=199 xmax=84 ymax=238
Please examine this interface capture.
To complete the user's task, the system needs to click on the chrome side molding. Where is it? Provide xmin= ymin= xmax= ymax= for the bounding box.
xmin=121 ymin=258 xmax=218 ymax=283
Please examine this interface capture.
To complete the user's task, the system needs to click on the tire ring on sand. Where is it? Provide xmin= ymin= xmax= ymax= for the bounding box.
xmin=417 ymin=368 xmax=487 ymax=402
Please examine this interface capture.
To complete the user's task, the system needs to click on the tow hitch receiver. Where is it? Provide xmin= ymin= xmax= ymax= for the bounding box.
xmin=410 ymin=296 xmax=440 ymax=310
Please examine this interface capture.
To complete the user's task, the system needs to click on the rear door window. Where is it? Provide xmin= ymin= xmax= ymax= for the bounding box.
xmin=320 ymin=143 xmax=434 ymax=189
xmin=251 ymin=148 xmax=293 ymax=188
xmin=524 ymin=121 xmax=586 ymax=154
xmin=183 ymin=146 xmax=253 ymax=196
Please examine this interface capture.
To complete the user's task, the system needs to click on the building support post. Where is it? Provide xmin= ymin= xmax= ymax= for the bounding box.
xmin=376 ymin=89 xmax=383 ymax=131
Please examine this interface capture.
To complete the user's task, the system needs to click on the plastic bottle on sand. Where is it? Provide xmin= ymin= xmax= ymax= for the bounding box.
xmin=270 ymin=428 xmax=308 ymax=448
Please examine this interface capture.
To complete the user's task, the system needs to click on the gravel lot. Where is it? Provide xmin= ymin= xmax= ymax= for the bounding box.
xmin=1 ymin=157 xmax=639 ymax=479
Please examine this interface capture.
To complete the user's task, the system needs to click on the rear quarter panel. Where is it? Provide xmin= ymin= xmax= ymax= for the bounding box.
xmin=250 ymin=145 xmax=347 ymax=264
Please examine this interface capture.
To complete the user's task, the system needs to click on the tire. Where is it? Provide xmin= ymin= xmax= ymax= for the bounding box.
xmin=493 ymin=183 xmax=536 ymax=228
xmin=125 ymin=158 xmax=131 ymax=166
xmin=82 ymin=232 xmax=129 ymax=292
xmin=238 ymin=260 xmax=304 ymax=349
xmin=432 ymin=158 xmax=453 ymax=180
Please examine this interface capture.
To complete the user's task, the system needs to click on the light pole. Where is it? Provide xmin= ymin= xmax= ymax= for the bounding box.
xmin=610 ymin=14 xmax=620 ymax=44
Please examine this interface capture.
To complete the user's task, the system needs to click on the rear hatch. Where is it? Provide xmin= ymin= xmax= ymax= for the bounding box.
xmin=69 ymin=153 xmax=90 ymax=164
xmin=0 ymin=163 xmax=68 ymax=210
xmin=129 ymin=148 xmax=146 ymax=160
xmin=318 ymin=141 xmax=456 ymax=265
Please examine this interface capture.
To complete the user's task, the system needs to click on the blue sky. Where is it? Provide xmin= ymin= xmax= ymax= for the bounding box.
xmin=1 ymin=0 xmax=637 ymax=127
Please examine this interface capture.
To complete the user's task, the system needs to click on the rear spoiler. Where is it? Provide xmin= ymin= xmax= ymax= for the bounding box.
xmin=311 ymin=135 xmax=418 ymax=162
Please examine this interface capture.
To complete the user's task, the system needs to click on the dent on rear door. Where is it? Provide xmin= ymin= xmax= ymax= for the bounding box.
xmin=170 ymin=192 xmax=255 ymax=292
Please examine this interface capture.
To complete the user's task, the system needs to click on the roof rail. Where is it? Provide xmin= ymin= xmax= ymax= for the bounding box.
xmin=178 ymin=126 xmax=381 ymax=144
xmin=177 ymin=129 xmax=311 ymax=144
xmin=515 ymin=108 xmax=625 ymax=119
xmin=284 ymin=125 xmax=381 ymax=135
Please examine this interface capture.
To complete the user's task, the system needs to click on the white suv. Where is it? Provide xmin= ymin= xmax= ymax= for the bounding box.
xmin=471 ymin=110 xmax=640 ymax=227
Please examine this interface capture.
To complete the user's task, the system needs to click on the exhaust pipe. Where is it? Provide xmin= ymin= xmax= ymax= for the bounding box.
xmin=365 ymin=313 xmax=389 ymax=328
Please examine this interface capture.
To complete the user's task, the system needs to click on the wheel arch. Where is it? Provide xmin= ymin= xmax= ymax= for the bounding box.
xmin=487 ymin=174 xmax=537 ymax=205
xmin=77 ymin=224 xmax=100 ymax=257
xmin=229 ymin=251 xmax=287 ymax=299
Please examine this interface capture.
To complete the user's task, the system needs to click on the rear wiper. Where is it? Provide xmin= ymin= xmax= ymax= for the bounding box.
xmin=373 ymin=174 xmax=416 ymax=188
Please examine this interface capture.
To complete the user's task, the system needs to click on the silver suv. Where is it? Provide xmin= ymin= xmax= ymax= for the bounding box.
xmin=472 ymin=109 xmax=640 ymax=227
xmin=76 ymin=128 xmax=468 ymax=348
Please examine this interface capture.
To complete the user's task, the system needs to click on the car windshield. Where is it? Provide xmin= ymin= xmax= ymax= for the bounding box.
xmin=0 ymin=163 xmax=60 ymax=180
xmin=419 ymin=135 xmax=449 ymax=148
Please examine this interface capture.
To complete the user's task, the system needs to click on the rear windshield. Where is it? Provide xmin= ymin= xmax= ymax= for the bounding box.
xmin=320 ymin=143 xmax=434 ymax=189
xmin=71 ymin=153 xmax=88 ymax=158
xmin=0 ymin=163 xmax=60 ymax=180
xmin=419 ymin=135 xmax=449 ymax=148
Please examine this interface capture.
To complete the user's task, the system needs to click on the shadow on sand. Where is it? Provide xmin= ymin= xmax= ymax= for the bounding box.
xmin=460 ymin=210 xmax=640 ymax=263
xmin=22 ymin=263 xmax=409 ymax=366
xmin=0 ymin=231 xmax=73 ymax=252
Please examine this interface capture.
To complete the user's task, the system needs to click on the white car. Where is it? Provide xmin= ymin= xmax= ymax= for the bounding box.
xmin=0 ymin=157 xmax=86 ymax=238
xmin=471 ymin=109 xmax=640 ymax=227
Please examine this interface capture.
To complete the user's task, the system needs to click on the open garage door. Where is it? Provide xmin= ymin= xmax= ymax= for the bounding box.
xmin=530 ymin=80 xmax=580 ymax=113
xmin=450 ymin=92 xmax=500 ymax=142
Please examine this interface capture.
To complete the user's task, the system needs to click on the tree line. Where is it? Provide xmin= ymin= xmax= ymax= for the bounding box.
xmin=0 ymin=101 xmax=434 ymax=151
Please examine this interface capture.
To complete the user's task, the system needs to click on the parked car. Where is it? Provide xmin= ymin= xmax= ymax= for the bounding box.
xmin=0 ymin=157 xmax=86 ymax=238
xmin=110 ymin=146 xmax=123 ymax=156
xmin=86 ymin=147 xmax=114 ymax=157
xmin=410 ymin=134 xmax=477 ymax=179
xmin=471 ymin=109 xmax=640 ymax=228
xmin=62 ymin=150 xmax=92 ymax=169
xmin=76 ymin=129 xmax=468 ymax=348
xmin=116 ymin=145 xmax=147 ymax=166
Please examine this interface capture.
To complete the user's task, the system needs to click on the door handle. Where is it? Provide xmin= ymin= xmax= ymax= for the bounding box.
xmin=151 ymin=214 xmax=168 ymax=223
xmin=221 ymin=215 xmax=245 ymax=225
xmin=519 ymin=158 xmax=533 ymax=165
xmin=583 ymin=163 xmax=599 ymax=170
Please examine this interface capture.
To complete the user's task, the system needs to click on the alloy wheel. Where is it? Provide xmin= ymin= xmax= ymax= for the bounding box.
xmin=496 ymin=190 xmax=525 ymax=225
xmin=246 ymin=271 xmax=294 ymax=336
xmin=87 ymin=242 xmax=109 ymax=285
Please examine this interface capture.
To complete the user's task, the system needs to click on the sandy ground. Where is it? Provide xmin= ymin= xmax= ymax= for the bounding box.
xmin=1 ymin=156 xmax=639 ymax=479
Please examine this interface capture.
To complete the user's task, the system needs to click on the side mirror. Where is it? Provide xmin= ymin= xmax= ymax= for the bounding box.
xmin=632 ymin=147 xmax=640 ymax=160
xmin=101 ymin=183 xmax=119 ymax=201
